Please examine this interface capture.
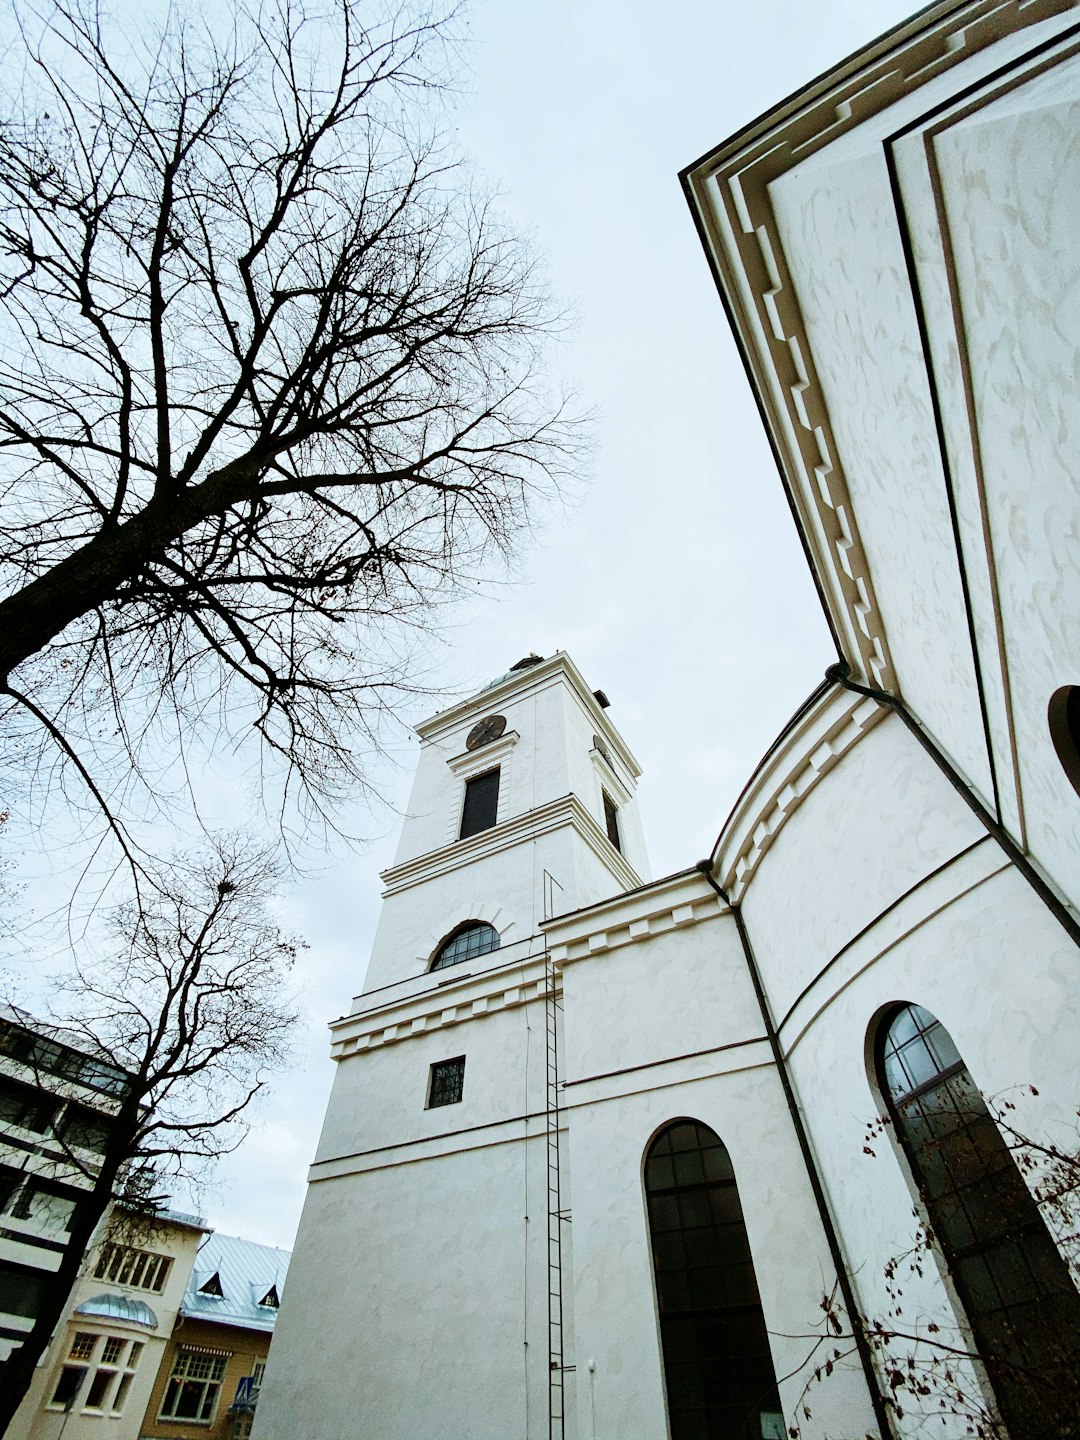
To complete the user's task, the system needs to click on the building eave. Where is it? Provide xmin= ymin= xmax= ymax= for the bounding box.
xmin=681 ymin=0 xmax=1076 ymax=693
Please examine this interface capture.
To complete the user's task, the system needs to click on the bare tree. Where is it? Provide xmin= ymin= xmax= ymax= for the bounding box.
xmin=0 ymin=0 xmax=577 ymax=859
xmin=0 ymin=836 xmax=298 ymax=1431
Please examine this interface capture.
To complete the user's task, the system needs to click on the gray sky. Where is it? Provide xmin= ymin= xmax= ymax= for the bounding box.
xmin=13 ymin=0 xmax=917 ymax=1249
xmin=203 ymin=0 xmax=920 ymax=1251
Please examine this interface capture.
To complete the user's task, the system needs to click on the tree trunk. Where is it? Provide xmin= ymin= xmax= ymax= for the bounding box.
xmin=0 ymin=1135 xmax=134 ymax=1435
xmin=0 ymin=467 xmax=254 ymax=686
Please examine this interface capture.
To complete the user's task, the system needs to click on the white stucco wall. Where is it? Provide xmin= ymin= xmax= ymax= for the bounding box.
xmin=556 ymin=891 xmax=878 ymax=1440
xmin=738 ymin=711 xmax=984 ymax=1028
xmin=764 ymin=10 xmax=1080 ymax=917
xmin=257 ymin=1136 xmax=552 ymax=1440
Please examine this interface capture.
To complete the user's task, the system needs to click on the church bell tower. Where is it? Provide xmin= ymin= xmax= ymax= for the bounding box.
xmin=258 ymin=652 xmax=647 ymax=1440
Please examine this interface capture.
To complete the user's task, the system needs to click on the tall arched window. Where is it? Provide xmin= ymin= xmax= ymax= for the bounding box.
xmin=877 ymin=1003 xmax=1080 ymax=1437
xmin=429 ymin=922 xmax=499 ymax=972
xmin=644 ymin=1119 xmax=782 ymax=1440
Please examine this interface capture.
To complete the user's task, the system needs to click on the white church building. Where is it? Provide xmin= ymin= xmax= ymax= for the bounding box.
xmin=255 ymin=2 xmax=1080 ymax=1436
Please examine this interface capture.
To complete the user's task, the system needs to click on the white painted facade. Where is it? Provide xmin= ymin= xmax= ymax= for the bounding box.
xmin=259 ymin=4 xmax=1080 ymax=1437
xmin=5 ymin=1212 xmax=207 ymax=1440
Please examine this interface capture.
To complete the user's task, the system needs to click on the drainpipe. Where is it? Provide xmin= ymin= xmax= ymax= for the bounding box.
xmin=695 ymin=861 xmax=897 ymax=1440
xmin=825 ymin=661 xmax=1080 ymax=952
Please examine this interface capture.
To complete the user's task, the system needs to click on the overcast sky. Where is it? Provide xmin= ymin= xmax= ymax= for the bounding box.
xmin=17 ymin=0 xmax=918 ymax=1249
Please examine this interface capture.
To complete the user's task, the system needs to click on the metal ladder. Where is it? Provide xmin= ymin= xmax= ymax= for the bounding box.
xmin=544 ymin=951 xmax=569 ymax=1440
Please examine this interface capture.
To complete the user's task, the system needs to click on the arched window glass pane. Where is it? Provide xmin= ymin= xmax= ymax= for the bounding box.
xmin=644 ymin=1120 xmax=782 ymax=1440
xmin=430 ymin=922 xmax=499 ymax=972
xmin=878 ymin=1004 xmax=1080 ymax=1438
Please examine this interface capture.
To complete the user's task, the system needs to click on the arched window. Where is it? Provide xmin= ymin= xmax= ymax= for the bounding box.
xmin=429 ymin=922 xmax=500 ymax=972
xmin=877 ymin=1003 xmax=1080 ymax=1437
xmin=644 ymin=1119 xmax=782 ymax=1440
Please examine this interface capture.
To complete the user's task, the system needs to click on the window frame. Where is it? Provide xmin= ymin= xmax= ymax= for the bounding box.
xmin=158 ymin=1348 xmax=229 ymax=1426
xmin=47 ymin=1332 xmax=142 ymax=1415
xmin=459 ymin=767 xmax=500 ymax=840
xmin=94 ymin=1240 xmax=173 ymax=1293
xmin=875 ymin=1002 xmax=1080 ymax=1438
xmin=429 ymin=921 xmax=500 ymax=972
xmin=643 ymin=1118 xmax=783 ymax=1440
xmin=602 ymin=791 xmax=621 ymax=852
xmin=427 ymin=1056 xmax=466 ymax=1109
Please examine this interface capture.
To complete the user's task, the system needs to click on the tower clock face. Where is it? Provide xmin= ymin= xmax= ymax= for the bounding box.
xmin=465 ymin=713 xmax=507 ymax=751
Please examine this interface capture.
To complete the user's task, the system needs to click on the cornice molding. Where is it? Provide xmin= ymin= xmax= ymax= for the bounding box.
xmin=445 ymin=731 xmax=520 ymax=777
xmin=380 ymin=793 xmax=642 ymax=897
xmin=682 ymin=0 xmax=1073 ymax=691
xmin=329 ymin=950 xmax=551 ymax=1060
xmin=543 ymin=870 xmax=727 ymax=966
xmin=714 ymin=685 xmax=887 ymax=902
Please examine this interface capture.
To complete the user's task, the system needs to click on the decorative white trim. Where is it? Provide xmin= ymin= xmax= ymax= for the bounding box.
xmin=446 ymin=731 xmax=520 ymax=777
xmin=683 ymin=0 xmax=1072 ymax=691
xmin=415 ymin=652 xmax=642 ymax=780
xmin=380 ymin=794 xmax=642 ymax=897
xmin=714 ymin=686 xmax=887 ymax=902
xmin=543 ymin=870 xmax=727 ymax=965
xmin=329 ymin=950 xmax=552 ymax=1060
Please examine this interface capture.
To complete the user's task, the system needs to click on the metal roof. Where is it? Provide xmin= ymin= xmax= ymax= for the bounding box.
xmin=181 ymin=1231 xmax=291 ymax=1334
xmin=75 ymin=1293 xmax=159 ymax=1328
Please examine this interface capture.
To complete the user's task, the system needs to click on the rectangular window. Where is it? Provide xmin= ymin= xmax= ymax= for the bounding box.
xmin=50 ymin=1365 xmax=88 ymax=1409
xmin=9 ymin=1180 xmax=76 ymax=1235
xmin=84 ymin=1367 xmax=113 ymax=1409
xmin=159 ymin=1349 xmax=228 ymax=1424
xmin=0 ymin=1261 xmax=46 ymax=1317
xmin=101 ymin=1336 xmax=125 ymax=1365
xmin=94 ymin=1242 xmax=172 ymax=1292
xmin=602 ymin=792 xmax=621 ymax=853
xmin=111 ymin=1371 xmax=134 ymax=1413
xmin=427 ymin=1057 xmax=466 ymax=1109
xmin=58 ymin=1104 xmax=112 ymax=1154
xmin=70 ymin=1332 xmax=97 ymax=1361
xmin=0 ymin=1074 xmax=54 ymax=1132
xmin=459 ymin=768 xmax=500 ymax=839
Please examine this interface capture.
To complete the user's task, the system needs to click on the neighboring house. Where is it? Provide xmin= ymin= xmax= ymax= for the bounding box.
xmin=0 ymin=1006 xmax=134 ymax=1363
xmin=256 ymin=3 xmax=1080 ymax=1439
xmin=139 ymin=1232 xmax=289 ymax=1440
xmin=5 ymin=1208 xmax=208 ymax=1440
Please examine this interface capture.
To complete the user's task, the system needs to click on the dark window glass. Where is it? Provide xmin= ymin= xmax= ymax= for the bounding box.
xmin=602 ymin=793 xmax=621 ymax=852
xmin=644 ymin=1120 xmax=782 ymax=1440
xmin=51 ymin=1366 xmax=88 ymax=1409
xmin=1048 ymin=685 xmax=1080 ymax=797
xmin=428 ymin=1057 xmax=466 ymax=1109
xmin=430 ymin=922 xmax=500 ymax=972
xmin=460 ymin=769 xmax=499 ymax=839
xmin=0 ymin=1261 xmax=47 ymax=1317
xmin=879 ymin=1004 xmax=1080 ymax=1438
xmin=59 ymin=1105 xmax=111 ymax=1154
xmin=0 ymin=1074 xmax=54 ymax=1132
xmin=0 ymin=1167 xmax=22 ymax=1212
xmin=0 ymin=1019 xmax=129 ymax=1098
xmin=84 ymin=1368 xmax=112 ymax=1409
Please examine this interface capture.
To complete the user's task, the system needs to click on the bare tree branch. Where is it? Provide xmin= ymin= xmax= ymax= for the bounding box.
xmin=0 ymin=835 xmax=299 ymax=1428
xmin=0 ymin=0 xmax=581 ymax=857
